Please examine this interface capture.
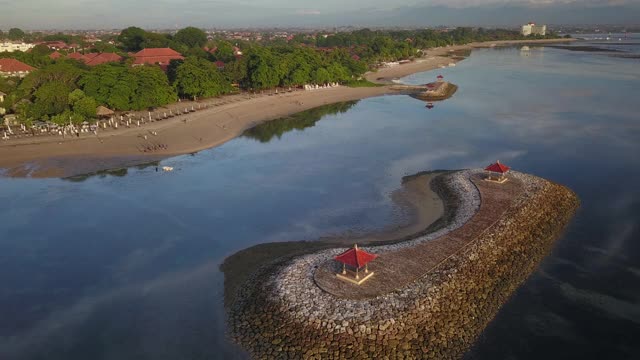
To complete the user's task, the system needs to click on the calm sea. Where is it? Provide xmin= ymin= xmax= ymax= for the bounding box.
xmin=1 ymin=36 xmax=638 ymax=359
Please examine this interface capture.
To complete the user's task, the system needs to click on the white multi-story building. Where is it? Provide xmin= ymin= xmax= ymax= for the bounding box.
xmin=521 ymin=23 xmax=547 ymax=36
xmin=0 ymin=42 xmax=35 ymax=52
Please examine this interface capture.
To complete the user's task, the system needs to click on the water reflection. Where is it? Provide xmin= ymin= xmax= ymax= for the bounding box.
xmin=64 ymin=162 xmax=160 ymax=182
xmin=243 ymin=101 xmax=358 ymax=143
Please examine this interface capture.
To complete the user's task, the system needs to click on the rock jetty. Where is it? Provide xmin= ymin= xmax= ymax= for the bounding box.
xmin=227 ymin=170 xmax=579 ymax=359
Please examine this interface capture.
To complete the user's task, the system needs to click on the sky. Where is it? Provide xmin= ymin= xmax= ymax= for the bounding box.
xmin=0 ymin=0 xmax=638 ymax=29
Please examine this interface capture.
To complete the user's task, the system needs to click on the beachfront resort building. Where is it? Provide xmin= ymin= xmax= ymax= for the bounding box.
xmin=521 ymin=23 xmax=547 ymax=36
xmin=0 ymin=42 xmax=35 ymax=53
xmin=0 ymin=58 xmax=36 ymax=78
xmin=132 ymin=48 xmax=184 ymax=68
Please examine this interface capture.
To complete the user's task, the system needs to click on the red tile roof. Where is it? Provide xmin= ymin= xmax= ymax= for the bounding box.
xmin=0 ymin=58 xmax=36 ymax=73
xmin=214 ymin=61 xmax=225 ymax=69
xmin=485 ymin=161 xmax=510 ymax=174
xmin=67 ymin=52 xmax=86 ymax=61
xmin=49 ymin=51 xmax=62 ymax=59
xmin=334 ymin=245 xmax=378 ymax=269
xmin=85 ymin=53 xmax=122 ymax=66
xmin=133 ymin=48 xmax=184 ymax=65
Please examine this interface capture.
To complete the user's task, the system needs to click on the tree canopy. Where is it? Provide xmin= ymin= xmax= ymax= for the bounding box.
xmin=170 ymin=57 xmax=232 ymax=99
xmin=8 ymin=28 xmax=26 ymax=41
xmin=117 ymin=27 xmax=147 ymax=52
xmin=174 ymin=27 xmax=208 ymax=48
xmin=79 ymin=63 xmax=175 ymax=111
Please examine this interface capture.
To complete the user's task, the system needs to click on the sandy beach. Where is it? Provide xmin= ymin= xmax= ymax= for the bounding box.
xmin=0 ymin=38 xmax=574 ymax=178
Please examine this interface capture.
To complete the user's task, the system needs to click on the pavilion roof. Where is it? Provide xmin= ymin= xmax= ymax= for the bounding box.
xmin=96 ymin=105 xmax=115 ymax=117
xmin=335 ymin=245 xmax=378 ymax=269
xmin=485 ymin=161 xmax=510 ymax=174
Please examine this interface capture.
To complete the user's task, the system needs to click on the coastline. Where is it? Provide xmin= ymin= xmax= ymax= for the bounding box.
xmin=0 ymin=38 xmax=575 ymax=178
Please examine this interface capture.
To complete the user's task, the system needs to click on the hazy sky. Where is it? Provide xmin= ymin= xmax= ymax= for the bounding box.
xmin=0 ymin=0 xmax=638 ymax=29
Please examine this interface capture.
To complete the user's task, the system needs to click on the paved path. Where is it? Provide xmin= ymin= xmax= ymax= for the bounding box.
xmin=314 ymin=174 xmax=523 ymax=299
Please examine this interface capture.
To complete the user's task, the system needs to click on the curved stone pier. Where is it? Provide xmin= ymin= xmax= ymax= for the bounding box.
xmin=227 ymin=170 xmax=579 ymax=359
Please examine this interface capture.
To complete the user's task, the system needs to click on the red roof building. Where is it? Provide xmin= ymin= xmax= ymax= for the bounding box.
xmin=132 ymin=48 xmax=184 ymax=66
xmin=84 ymin=53 xmax=123 ymax=66
xmin=67 ymin=52 xmax=86 ymax=61
xmin=335 ymin=244 xmax=378 ymax=269
xmin=0 ymin=58 xmax=36 ymax=77
xmin=485 ymin=161 xmax=510 ymax=174
xmin=214 ymin=61 xmax=225 ymax=70
xmin=49 ymin=51 xmax=62 ymax=60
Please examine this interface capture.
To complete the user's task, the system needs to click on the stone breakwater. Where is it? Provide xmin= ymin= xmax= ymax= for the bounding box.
xmin=227 ymin=170 xmax=579 ymax=359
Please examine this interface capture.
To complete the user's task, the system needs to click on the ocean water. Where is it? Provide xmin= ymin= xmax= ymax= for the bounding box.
xmin=1 ymin=37 xmax=639 ymax=359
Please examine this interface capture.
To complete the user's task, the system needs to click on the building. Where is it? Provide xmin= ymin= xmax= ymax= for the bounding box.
xmin=0 ymin=42 xmax=35 ymax=53
xmin=522 ymin=23 xmax=547 ymax=36
xmin=0 ymin=58 xmax=36 ymax=78
xmin=84 ymin=52 xmax=123 ymax=66
xmin=49 ymin=51 xmax=63 ymax=60
xmin=36 ymin=41 xmax=78 ymax=51
xmin=132 ymin=48 xmax=184 ymax=67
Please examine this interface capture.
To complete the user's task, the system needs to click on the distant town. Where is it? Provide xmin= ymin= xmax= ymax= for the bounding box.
xmin=1 ymin=24 xmax=569 ymax=131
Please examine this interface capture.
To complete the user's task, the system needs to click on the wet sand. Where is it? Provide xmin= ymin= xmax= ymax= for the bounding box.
xmin=221 ymin=171 xmax=451 ymax=306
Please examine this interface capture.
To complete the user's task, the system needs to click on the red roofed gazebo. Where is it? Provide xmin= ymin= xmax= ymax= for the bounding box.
xmin=485 ymin=160 xmax=511 ymax=183
xmin=437 ymin=75 xmax=444 ymax=82
xmin=334 ymin=244 xmax=378 ymax=285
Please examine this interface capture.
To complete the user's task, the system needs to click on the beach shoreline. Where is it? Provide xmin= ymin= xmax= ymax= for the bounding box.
xmin=0 ymin=38 xmax=575 ymax=178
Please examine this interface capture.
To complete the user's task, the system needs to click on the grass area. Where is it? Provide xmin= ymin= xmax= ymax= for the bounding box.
xmin=345 ymin=79 xmax=384 ymax=88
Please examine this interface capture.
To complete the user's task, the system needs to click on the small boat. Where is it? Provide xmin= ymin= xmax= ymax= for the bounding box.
xmin=426 ymin=103 xmax=434 ymax=109
xmin=162 ymin=166 xmax=174 ymax=172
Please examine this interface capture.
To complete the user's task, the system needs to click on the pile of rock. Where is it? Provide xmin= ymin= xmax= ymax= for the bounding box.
xmin=227 ymin=170 xmax=579 ymax=359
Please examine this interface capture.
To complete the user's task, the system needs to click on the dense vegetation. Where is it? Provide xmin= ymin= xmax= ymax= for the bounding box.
xmin=1 ymin=26 xmax=559 ymax=126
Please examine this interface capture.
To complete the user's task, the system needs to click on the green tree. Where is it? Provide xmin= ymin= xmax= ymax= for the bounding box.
xmin=245 ymin=47 xmax=283 ymax=89
xmin=222 ymin=57 xmax=248 ymax=84
xmin=311 ymin=68 xmax=331 ymax=84
xmin=30 ymin=81 xmax=72 ymax=119
xmin=174 ymin=27 xmax=208 ymax=48
xmin=8 ymin=28 xmax=25 ymax=41
xmin=118 ymin=26 xmax=147 ymax=52
xmin=68 ymin=90 xmax=97 ymax=120
xmin=129 ymin=65 xmax=175 ymax=110
xmin=79 ymin=63 xmax=134 ymax=110
xmin=214 ymin=41 xmax=235 ymax=62
xmin=172 ymin=57 xmax=231 ymax=99
xmin=80 ymin=63 xmax=174 ymax=111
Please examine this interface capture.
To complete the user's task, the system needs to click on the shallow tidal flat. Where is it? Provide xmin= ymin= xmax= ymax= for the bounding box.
xmin=225 ymin=170 xmax=579 ymax=359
